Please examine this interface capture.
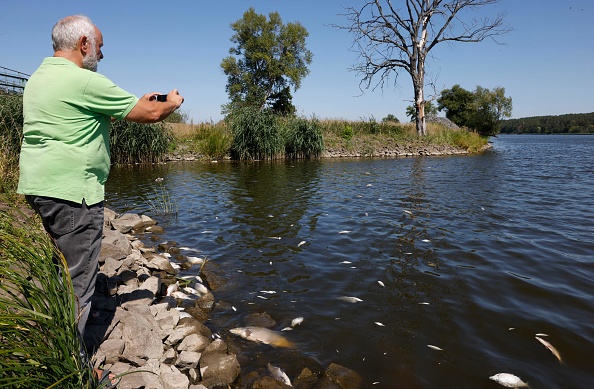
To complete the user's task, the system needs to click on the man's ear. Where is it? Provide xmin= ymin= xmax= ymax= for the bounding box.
xmin=79 ymin=36 xmax=89 ymax=54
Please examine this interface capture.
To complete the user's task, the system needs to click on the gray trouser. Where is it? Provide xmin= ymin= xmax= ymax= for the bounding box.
xmin=25 ymin=195 xmax=104 ymax=337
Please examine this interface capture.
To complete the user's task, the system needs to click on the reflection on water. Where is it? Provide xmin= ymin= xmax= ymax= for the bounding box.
xmin=106 ymin=135 xmax=594 ymax=388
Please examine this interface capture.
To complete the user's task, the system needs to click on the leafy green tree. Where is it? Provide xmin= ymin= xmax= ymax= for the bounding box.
xmin=437 ymin=85 xmax=475 ymax=126
xmin=163 ymin=110 xmax=189 ymax=124
xmin=406 ymin=101 xmax=438 ymax=122
xmin=438 ymin=85 xmax=512 ymax=136
xmin=468 ymin=86 xmax=512 ymax=136
xmin=221 ymin=7 xmax=313 ymax=115
xmin=381 ymin=114 xmax=399 ymax=123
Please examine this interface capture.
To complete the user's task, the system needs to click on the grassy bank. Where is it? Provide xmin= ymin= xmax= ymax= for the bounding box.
xmin=169 ymin=117 xmax=488 ymax=160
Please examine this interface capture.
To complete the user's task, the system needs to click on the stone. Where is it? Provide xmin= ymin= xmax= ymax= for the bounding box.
xmin=160 ymin=364 xmax=190 ymax=389
xmin=98 ymin=338 xmax=125 ymax=365
xmin=144 ymin=253 xmax=178 ymax=275
xmin=140 ymin=275 xmax=161 ymax=295
xmin=111 ymin=213 xmax=145 ymax=233
xmin=177 ymin=334 xmax=211 ymax=353
xmin=175 ymin=350 xmax=201 ymax=371
xmin=101 ymin=228 xmax=132 ymax=260
xmin=199 ymin=352 xmax=240 ymax=388
xmin=121 ymin=311 xmax=164 ymax=360
xmin=323 ymin=363 xmax=362 ymax=389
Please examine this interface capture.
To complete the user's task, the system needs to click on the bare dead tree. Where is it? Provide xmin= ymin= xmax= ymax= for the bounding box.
xmin=339 ymin=0 xmax=510 ymax=136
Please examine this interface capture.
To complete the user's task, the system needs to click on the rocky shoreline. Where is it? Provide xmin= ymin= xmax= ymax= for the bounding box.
xmin=88 ymin=209 xmax=363 ymax=389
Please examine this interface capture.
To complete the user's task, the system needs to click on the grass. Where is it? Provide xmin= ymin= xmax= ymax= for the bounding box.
xmin=0 ymin=206 xmax=94 ymax=388
xmin=142 ymin=182 xmax=178 ymax=219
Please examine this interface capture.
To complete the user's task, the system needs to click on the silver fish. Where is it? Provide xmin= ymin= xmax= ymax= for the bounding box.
xmin=183 ymin=286 xmax=207 ymax=297
xmin=267 ymin=363 xmax=292 ymax=386
xmin=489 ymin=373 xmax=529 ymax=388
xmin=535 ymin=336 xmax=562 ymax=363
xmin=170 ymin=291 xmax=191 ymax=300
xmin=291 ymin=317 xmax=303 ymax=327
xmin=166 ymin=282 xmax=179 ymax=296
xmin=338 ymin=296 xmax=362 ymax=303
xmin=230 ymin=326 xmax=294 ymax=348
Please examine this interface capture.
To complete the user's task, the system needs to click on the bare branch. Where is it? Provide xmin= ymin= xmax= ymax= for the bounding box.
xmin=334 ymin=0 xmax=511 ymax=135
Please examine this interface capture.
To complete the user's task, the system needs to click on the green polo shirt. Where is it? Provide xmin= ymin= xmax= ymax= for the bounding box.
xmin=17 ymin=57 xmax=139 ymax=205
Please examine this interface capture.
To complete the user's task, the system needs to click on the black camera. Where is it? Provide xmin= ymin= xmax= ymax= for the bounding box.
xmin=155 ymin=94 xmax=167 ymax=102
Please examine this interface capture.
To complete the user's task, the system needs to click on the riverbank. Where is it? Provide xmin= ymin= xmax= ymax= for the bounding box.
xmin=88 ymin=209 xmax=363 ymax=388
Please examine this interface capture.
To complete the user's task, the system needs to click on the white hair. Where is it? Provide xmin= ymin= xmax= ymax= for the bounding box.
xmin=52 ymin=15 xmax=96 ymax=52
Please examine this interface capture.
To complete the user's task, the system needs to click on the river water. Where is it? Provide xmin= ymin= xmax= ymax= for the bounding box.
xmin=106 ymin=135 xmax=594 ymax=388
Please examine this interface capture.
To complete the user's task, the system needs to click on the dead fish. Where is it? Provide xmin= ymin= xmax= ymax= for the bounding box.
xmin=267 ymin=363 xmax=292 ymax=386
xmin=489 ymin=373 xmax=529 ymax=388
xmin=291 ymin=317 xmax=303 ymax=327
xmin=297 ymin=241 xmax=306 ymax=247
xmin=230 ymin=326 xmax=294 ymax=348
xmin=535 ymin=336 xmax=562 ymax=363
xmin=377 ymin=281 xmax=385 ymax=287
xmin=338 ymin=230 xmax=351 ymax=234
xmin=170 ymin=291 xmax=191 ymax=300
xmin=183 ymin=286 xmax=207 ymax=297
xmin=375 ymin=322 xmax=385 ymax=327
xmin=340 ymin=261 xmax=352 ymax=264
xmin=166 ymin=282 xmax=179 ymax=296
xmin=403 ymin=210 xmax=413 ymax=215
xmin=190 ymin=282 xmax=209 ymax=295
xmin=427 ymin=345 xmax=443 ymax=351
xmin=186 ymin=256 xmax=204 ymax=265
xmin=338 ymin=296 xmax=362 ymax=303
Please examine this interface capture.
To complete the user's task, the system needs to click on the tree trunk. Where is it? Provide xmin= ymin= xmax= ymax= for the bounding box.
xmin=413 ymin=79 xmax=427 ymax=137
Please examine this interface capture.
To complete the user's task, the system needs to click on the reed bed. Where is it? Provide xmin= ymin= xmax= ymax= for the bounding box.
xmin=110 ymin=121 xmax=173 ymax=164
xmin=228 ymin=107 xmax=284 ymax=160
xmin=0 ymin=207 xmax=94 ymax=388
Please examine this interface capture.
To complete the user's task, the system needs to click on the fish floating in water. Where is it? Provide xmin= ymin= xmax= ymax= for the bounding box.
xmin=338 ymin=296 xmax=362 ymax=303
xmin=267 ymin=363 xmax=292 ymax=386
xmin=297 ymin=241 xmax=306 ymax=247
xmin=291 ymin=317 xmax=303 ymax=327
xmin=535 ymin=336 xmax=562 ymax=363
xmin=489 ymin=373 xmax=529 ymax=388
xmin=377 ymin=281 xmax=385 ymax=287
xmin=338 ymin=230 xmax=351 ymax=234
xmin=427 ymin=345 xmax=443 ymax=351
xmin=230 ymin=326 xmax=294 ymax=348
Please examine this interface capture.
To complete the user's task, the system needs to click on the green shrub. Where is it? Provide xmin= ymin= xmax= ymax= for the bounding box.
xmin=283 ymin=117 xmax=324 ymax=159
xmin=228 ymin=107 xmax=283 ymax=160
xmin=110 ymin=121 xmax=173 ymax=164
xmin=341 ymin=125 xmax=353 ymax=140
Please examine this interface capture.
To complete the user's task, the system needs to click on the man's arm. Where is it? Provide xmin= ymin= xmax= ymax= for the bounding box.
xmin=125 ymin=89 xmax=184 ymax=123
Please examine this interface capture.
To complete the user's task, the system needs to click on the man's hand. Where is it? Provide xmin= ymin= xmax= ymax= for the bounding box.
xmin=126 ymin=89 xmax=185 ymax=123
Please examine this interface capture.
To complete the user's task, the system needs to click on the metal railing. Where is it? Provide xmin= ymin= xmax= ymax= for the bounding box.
xmin=0 ymin=66 xmax=30 ymax=95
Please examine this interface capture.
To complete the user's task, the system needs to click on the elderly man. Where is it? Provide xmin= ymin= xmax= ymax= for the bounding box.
xmin=17 ymin=14 xmax=183 ymax=354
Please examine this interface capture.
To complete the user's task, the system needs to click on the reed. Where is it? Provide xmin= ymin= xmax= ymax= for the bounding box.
xmin=190 ymin=122 xmax=232 ymax=160
xmin=0 ymin=95 xmax=24 ymax=196
xmin=142 ymin=182 xmax=178 ymax=219
xmin=282 ymin=117 xmax=324 ymax=159
xmin=0 ymin=207 xmax=94 ymax=388
xmin=228 ymin=107 xmax=284 ymax=160
xmin=110 ymin=121 xmax=173 ymax=164
xmin=426 ymin=125 xmax=488 ymax=152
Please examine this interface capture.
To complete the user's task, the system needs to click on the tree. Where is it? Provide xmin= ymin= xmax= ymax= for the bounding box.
xmin=438 ymin=84 xmax=512 ymax=135
xmin=437 ymin=84 xmax=474 ymax=125
xmin=406 ymin=100 xmax=438 ymax=122
xmin=221 ymin=7 xmax=313 ymax=115
xmin=340 ymin=0 xmax=510 ymax=136
xmin=467 ymin=86 xmax=512 ymax=136
xmin=382 ymin=113 xmax=400 ymax=123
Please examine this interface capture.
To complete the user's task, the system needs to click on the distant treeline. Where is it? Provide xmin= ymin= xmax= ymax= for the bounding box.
xmin=500 ymin=112 xmax=594 ymax=134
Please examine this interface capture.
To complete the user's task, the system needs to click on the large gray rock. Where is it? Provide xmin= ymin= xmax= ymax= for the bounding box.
xmin=199 ymin=352 xmax=240 ymax=388
xmin=101 ymin=228 xmax=132 ymax=260
xmin=121 ymin=309 xmax=164 ymax=360
xmin=160 ymin=364 xmax=190 ymax=389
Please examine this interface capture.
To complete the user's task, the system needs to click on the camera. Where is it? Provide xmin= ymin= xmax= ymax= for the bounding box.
xmin=155 ymin=94 xmax=167 ymax=102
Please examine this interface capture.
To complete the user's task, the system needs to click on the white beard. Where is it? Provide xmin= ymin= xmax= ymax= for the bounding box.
xmin=82 ymin=41 xmax=99 ymax=72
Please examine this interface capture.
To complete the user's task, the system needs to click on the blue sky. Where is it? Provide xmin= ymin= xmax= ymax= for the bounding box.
xmin=1 ymin=0 xmax=592 ymax=123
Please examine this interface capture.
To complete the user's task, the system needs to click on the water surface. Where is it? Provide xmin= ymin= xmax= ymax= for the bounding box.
xmin=106 ymin=135 xmax=594 ymax=388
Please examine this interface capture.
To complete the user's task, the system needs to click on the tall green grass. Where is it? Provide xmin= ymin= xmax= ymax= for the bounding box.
xmin=110 ymin=121 xmax=173 ymax=164
xmin=190 ymin=122 xmax=232 ymax=160
xmin=282 ymin=117 xmax=324 ymax=159
xmin=0 ymin=95 xmax=24 ymax=197
xmin=228 ymin=107 xmax=284 ymax=160
xmin=0 ymin=208 xmax=94 ymax=388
